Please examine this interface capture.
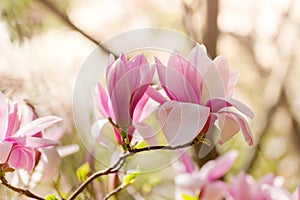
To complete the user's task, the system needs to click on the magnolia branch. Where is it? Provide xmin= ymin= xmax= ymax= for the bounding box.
xmin=68 ymin=139 xmax=199 ymax=200
xmin=0 ymin=175 xmax=44 ymax=200
xmin=103 ymin=184 xmax=124 ymax=200
xmin=38 ymin=0 xmax=117 ymax=57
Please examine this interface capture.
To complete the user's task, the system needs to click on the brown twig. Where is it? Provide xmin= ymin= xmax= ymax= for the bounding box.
xmin=68 ymin=140 xmax=198 ymax=200
xmin=0 ymin=175 xmax=44 ymax=200
xmin=67 ymin=152 xmax=128 ymax=200
xmin=37 ymin=0 xmax=117 ymax=57
xmin=103 ymin=184 xmax=124 ymax=200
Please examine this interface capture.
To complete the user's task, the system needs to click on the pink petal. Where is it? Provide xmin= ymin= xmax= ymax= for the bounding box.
xmin=213 ymin=56 xmax=230 ymax=89
xmin=146 ymin=86 xmax=167 ymax=104
xmin=25 ymin=137 xmax=59 ymax=148
xmin=111 ymin=65 xmax=154 ymax=128
xmin=110 ymin=68 xmax=132 ymax=128
xmin=204 ymin=150 xmax=238 ymax=180
xmin=7 ymin=136 xmax=58 ymax=148
xmin=156 ymin=58 xmax=199 ymax=103
xmin=91 ymin=119 xmax=121 ymax=146
xmin=130 ymin=84 xmax=149 ymax=119
xmin=127 ymin=54 xmax=148 ymax=70
xmin=213 ymin=55 xmax=240 ymax=97
xmin=8 ymin=146 xmax=36 ymax=171
xmin=178 ymin=150 xmax=195 ymax=173
xmin=263 ymin=185 xmax=292 ymax=200
xmin=217 ymin=113 xmax=241 ymax=144
xmin=225 ymin=111 xmax=254 ymax=146
xmin=0 ymin=141 xmax=12 ymax=163
xmin=257 ymin=173 xmax=275 ymax=186
xmin=105 ymin=54 xmax=116 ymax=79
xmin=132 ymin=93 xmax=149 ymax=122
xmin=200 ymin=62 xmax=226 ymax=103
xmin=95 ymin=82 xmax=111 ymax=118
xmin=133 ymin=122 xmax=158 ymax=146
xmin=188 ymin=45 xmax=223 ymax=103
xmin=6 ymin=102 xmax=21 ymax=138
xmin=227 ymin=70 xmax=240 ymax=97
xmin=188 ymin=44 xmax=212 ymax=76
xmin=128 ymin=61 xmax=153 ymax=94
xmin=229 ymin=173 xmax=256 ymax=200
xmin=159 ymin=102 xmax=210 ymax=147
xmin=19 ymin=101 xmax=38 ymax=125
xmin=206 ymin=98 xmax=254 ymax=119
xmin=168 ymin=52 xmax=203 ymax=103
xmin=15 ymin=116 xmax=62 ymax=137
xmin=41 ymin=148 xmax=62 ymax=180
xmin=107 ymin=55 xmax=127 ymax=96
xmin=155 ymin=58 xmax=176 ymax=100
xmin=202 ymin=182 xmax=228 ymax=200
xmin=0 ymin=92 xmax=8 ymax=140
xmin=175 ymin=173 xmax=205 ymax=199
xmin=43 ymin=126 xmax=65 ymax=141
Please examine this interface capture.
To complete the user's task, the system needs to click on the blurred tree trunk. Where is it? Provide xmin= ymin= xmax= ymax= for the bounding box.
xmin=193 ymin=0 xmax=219 ymax=167
xmin=203 ymin=0 xmax=219 ymax=58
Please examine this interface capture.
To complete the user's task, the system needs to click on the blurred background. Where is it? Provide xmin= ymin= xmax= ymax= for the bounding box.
xmin=0 ymin=0 xmax=299 ymax=199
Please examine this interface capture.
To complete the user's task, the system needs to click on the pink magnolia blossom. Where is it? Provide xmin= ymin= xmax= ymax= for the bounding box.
xmin=155 ymin=44 xmax=254 ymax=146
xmin=175 ymin=150 xmax=238 ymax=200
xmin=93 ymin=54 xmax=155 ymax=145
xmin=262 ymin=183 xmax=300 ymax=200
xmin=226 ymin=173 xmax=285 ymax=200
xmin=0 ymin=92 xmax=61 ymax=171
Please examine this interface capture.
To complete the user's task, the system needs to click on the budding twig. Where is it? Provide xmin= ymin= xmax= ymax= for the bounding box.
xmin=103 ymin=184 xmax=124 ymax=200
xmin=68 ymin=138 xmax=202 ymax=200
xmin=0 ymin=175 xmax=44 ymax=200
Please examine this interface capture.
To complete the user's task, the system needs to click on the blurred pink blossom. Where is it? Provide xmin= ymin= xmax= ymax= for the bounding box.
xmin=0 ymin=92 xmax=61 ymax=171
xmin=175 ymin=150 xmax=238 ymax=200
xmin=227 ymin=171 xmax=299 ymax=200
xmin=174 ymin=150 xmax=300 ymax=200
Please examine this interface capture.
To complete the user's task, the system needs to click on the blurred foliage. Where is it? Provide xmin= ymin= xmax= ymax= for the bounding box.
xmin=76 ymin=162 xmax=90 ymax=182
xmin=0 ymin=0 xmax=36 ymax=41
xmin=0 ymin=0 xmax=70 ymax=41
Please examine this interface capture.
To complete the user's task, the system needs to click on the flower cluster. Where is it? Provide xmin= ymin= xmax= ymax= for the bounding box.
xmin=94 ymin=44 xmax=254 ymax=149
xmin=0 ymin=92 xmax=61 ymax=172
xmin=174 ymin=150 xmax=300 ymax=200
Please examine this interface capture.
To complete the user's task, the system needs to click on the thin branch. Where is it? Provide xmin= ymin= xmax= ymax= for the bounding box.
xmin=129 ymin=140 xmax=196 ymax=153
xmin=37 ymin=0 xmax=117 ymax=57
xmin=68 ymin=140 xmax=199 ymax=200
xmin=103 ymin=184 xmax=124 ymax=200
xmin=0 ymin=175 xmax=44 ymax=200
xmin=67 ymin=152 xmax=129 ymax=200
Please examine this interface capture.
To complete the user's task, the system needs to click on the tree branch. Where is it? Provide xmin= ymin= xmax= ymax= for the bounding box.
xmin=67 ymin=152 xmax=128 ymax=200
xmin=37 ymin=0 xmax=117 ymax=57
xmin=68 ymin=139 xmax=200 ymax=200
xmin=103 ymin=184 xmax=124 ymax=200
xmin=0 ymin=175 xmax=44 ymax=200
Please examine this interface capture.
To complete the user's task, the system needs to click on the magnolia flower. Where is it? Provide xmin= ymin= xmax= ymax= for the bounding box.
xmin=93 ymin=54 xmax=155 ymax=145
xmin=155 ymin=44 xmax=254 ymax=146
xmin=263 ymin=185 xmax=300 ymax=200
xmin=0 ymin=92 xmax=61 ymax=171
xmin=226 ymin=172 xmax=300 ymax=200
xmin=174 ymin=149 xmax=300 ymax=200
xmin=175 ymin=150 xmax=238 ymax=200
xmin=226 ymin=173 xmax=285 ymax=200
